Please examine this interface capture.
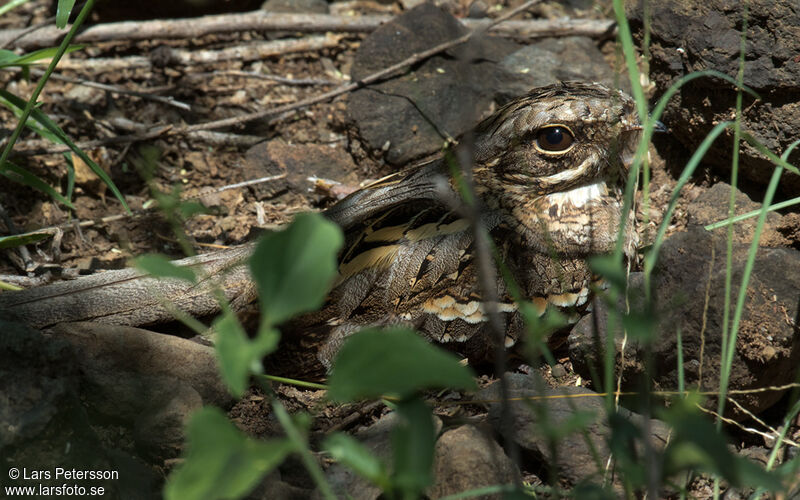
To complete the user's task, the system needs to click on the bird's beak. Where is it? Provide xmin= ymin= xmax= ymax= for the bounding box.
xmin=625 ymin=120 xmax=668 ymax=133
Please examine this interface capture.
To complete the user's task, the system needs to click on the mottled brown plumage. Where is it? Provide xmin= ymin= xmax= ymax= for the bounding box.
xmin=271 ymin=82 xmax=642 ymax=379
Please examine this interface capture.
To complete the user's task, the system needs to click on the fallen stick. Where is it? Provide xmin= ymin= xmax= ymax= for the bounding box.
xmin=0 ymin=11 xmax=616 ymax=50
xmin=27 ymin=69 xmax=192 ymax=110
xmin=54 ymin=34 xmax=342 ymax=72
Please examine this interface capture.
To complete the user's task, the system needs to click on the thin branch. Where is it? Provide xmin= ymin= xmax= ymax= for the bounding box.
xmin=24 ymin=69 xmax=192 ymax=111
xmin=0 ymin=11 xmax=615 ymax=50
xmin=180 ymin=0 xmax=547 ymax=134
xmin=190 ymin=70 xmax=342 ymax=86
xmin=0 ymin=174 xmax=287 ymax=243
xmin=55 ymin=35 xmax=342 ymax=72
xmin=0 ymin=15 xmax=56 ymax=50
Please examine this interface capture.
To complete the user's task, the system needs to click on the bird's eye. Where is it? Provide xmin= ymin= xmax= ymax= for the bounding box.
xmin=535 ymin=126 xmax=574 ymax=153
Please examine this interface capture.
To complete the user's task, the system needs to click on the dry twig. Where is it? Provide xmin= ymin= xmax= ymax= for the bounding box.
xmin=55 ymin=34 xmax=342 ymax=72
xmin=0 ymin=11 xmax=615 ymax=50
xmin=25 ymin=69 xmax=192 ymax=110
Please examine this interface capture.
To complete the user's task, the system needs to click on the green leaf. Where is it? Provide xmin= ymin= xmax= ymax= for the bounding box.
xmin=327 ymin=328 xmax=477 ymax=401
xmin=392 ymin=396 xmax=436 ymax=495
xmin=0 ymin=50 xmax=19 ymax=66
xmin=215 ymin=311 xmax=279 ymax=397
xmin=0 ymin=45 xmax=83 ymax=68
xmin=0 ymin=231 xmax=52 ymax=250
xmin=165 ymin=407 xmax=293 ymax=500
xmin=134 ymin=254 xmax=197 ymax=283
xmin=323 ymin=433 xmax=390 ymax=490
xmin=56 ymin=0 xmax=77 ymax=29
xmin=178 ymin=200 xmax=209 ymax=219
xmin=250 ymin=212 xmax=343 ymax=326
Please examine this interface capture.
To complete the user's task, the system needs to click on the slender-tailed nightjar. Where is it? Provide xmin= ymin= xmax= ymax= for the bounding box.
xmin=273 ymin=81 xmax=642 ymax=378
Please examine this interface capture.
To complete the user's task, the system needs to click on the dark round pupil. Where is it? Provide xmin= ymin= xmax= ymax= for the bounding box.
xmin=545 ymin=128 xmax=564 ymax=145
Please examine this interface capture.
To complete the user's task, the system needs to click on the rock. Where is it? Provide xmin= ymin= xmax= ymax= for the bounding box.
xmin=47 ymin=322 xmax=233 ymax=408
xmin=569 ymin=227 xmax=800 ymax=416
xmin=261 ymin=0 xmax=329 ymax=14
xmin=467 ymin=0 xmax=488 ymax=18
xmin=479 ymin=374 xmax=670 ymax=487
xmin=133 ymin=381 xmax=203 ymax=461
xmin=243 ymin=139 xmax=359 ymax=202
xmin=47 ymin=322 xmax=236 ymax=462
xmin=326 ymin=411 xmax=443 ymax=499
xmin=628 ymin=0 xmax=800 ymax=192
xmin=348 ymin=4 xmax=625 ymax=167
xmin=429 ymin=425 xmax=517 ymax=499
xmin=499 ymin=37 xmax=621 ymax=93
xmin=247 ymin=471 xmax=314 ymax=499
xmin=347 ymin=3 xmax=521 ymax=166
xmin=550 ymin=363 xmax=567 ymax=379
xmin=0 ymin=320 xmax=160 ymax=498
xmin=0 ymin=321 xmax=77 ymax=449
xmin=686 ymin=182 xmax=788 ymax=247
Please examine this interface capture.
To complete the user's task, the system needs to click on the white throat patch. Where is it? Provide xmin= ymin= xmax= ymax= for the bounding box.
xmin=543 ymin=181 xmax=609 ymax=209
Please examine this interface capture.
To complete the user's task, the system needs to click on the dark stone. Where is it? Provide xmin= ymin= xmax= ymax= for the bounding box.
xmin=628 ymin=0 xmax=800 ymax=192
xmin=429 ymin=425 xmax=518 ymax=499
xmin=325 ymin=412 xmax=443 ymax=499
xmin=499 ymin=36 xmax=622 ymax=93
xmin=550 ymin=363 xmax=567 ymax=378
xmin=348 ymin=4 xmax=626 ymax=167
xmin=347 ymin=3 xmax=521 ymax=166
xmin=569 ymin=227 xmax=800 ymax=417
xmin=479 ymin=374 xmax=670 ymax=487
xmin=0 ymin=320 xmax=160 ymax=498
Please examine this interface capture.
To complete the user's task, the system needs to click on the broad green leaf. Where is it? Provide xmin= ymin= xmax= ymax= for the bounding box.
xmin=0 ymin=231 xmax=52 ymax=250
xmin=178 ymin=200 xmax=209 ymax=219
xmin=0 ymin=50 xmax=19 ymax=66
xmin=134 ymin=254 xmax=197 ymax=283
xmin=215 ymin=311 xmax=279 ymax=397
xmin=323 ymin=433 xmax=390 ymax=490
xmin=250 ymin=212 xmax=343 ymax=326
xmin=327 ymin=328 xmax=477 ymax=401
xmin=392 ymin=397 xmax=436 ymax=495
xmin=56 ymin=0 xmax=77 ymax=29
xmin=0 ymin=89 xmax=129 ymax=213
xmin=165 ymin=407 xmax=293 ymax=500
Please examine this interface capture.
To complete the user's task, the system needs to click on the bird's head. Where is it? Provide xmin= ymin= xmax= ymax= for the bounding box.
xmin=469 ymin=81 xmax=643 ymax=256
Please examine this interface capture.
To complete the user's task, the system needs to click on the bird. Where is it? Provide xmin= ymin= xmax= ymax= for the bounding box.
xmin=270 ymin=81 xmax=642 ymax=379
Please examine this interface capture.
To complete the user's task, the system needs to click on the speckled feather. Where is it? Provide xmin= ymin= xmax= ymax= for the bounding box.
xmin=269 ymin=82 xmax=641 ymax=379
